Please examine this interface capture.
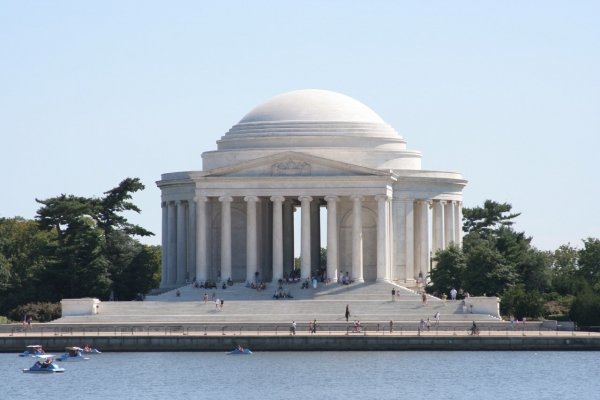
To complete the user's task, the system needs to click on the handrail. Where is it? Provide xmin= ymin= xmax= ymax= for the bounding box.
xmin=2 ymin=322 xmax=587 ymax=338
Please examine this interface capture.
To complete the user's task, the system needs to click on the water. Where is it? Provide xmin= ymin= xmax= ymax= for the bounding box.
xmin=3 ymin=351 xmax=598 ymax=400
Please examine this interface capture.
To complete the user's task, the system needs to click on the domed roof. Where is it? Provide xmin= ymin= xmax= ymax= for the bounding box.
xmin=238 ymin=89 xmax=386 ymax=124
xmin=225 ymin=89 xmax=400 ymax=140
xmin=204 ymin=89 xmax=421 ymax=171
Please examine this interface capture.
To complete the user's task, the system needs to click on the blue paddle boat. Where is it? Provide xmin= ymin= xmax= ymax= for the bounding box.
xmin=226 ymin=346 xmax=252 ymax=355
xmin=19 ymin=345 xmax=45 ymax=357
xmin=23 ymin=355 xmax=65 ymax=373
xmin=82 ymin=344 xmax=102 ymax=354
xmin=56 ymin=347 xmax=90 ymax=362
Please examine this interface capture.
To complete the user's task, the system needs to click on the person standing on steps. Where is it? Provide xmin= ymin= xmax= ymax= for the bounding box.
xmin=345 ymin=304 xmax=350 ymax=322
xmin=391 ymin=288 xmax=396 ymax=301
xmin=450 ymin=287 xmax=457 ymax=301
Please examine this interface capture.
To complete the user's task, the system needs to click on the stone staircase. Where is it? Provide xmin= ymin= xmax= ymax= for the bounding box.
xmin=54 ymin=281 xmax=503 ymax=328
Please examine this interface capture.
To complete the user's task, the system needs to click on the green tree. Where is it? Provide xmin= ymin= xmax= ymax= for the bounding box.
xmin=517 ymin=249 xmax=552 ymax=292
xmin=0 ymin=218 xmax=55 ymax=315
xmin=427 ymin=244 xmax=466 ymax=295
xmin=463 ymin=235 xmax=518 ymax=296
xmin=462 ymin=200 xmax=521 ymax=235
xmin=35 ymin=178 xmax=155 ymax=301
xmin=578 ymin=238 xmax=600 ymax=291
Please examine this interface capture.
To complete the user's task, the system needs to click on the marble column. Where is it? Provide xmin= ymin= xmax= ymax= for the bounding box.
xmin=375 ymin=194 xmax=390 ymax=282
xmin=282 ymin=200 xmax=295 ymax=277
xmin=187 ymin=198 xmax=196 ymax=281
xmin=432 ymin=201 xmax=444 ymax=253
xmin=167 ymin=201 xmax=177 ymax=285
xmin=310 ymin=200 xmax=321 ymax=272
xmin=161 ymin=202 xmax=168 ymax=287
xmin=454 ymin=201 xmax=463 ymax=247
xmin=444 ymin=201 xmax=456 ymax=247
xmin=404 ymin=200 xmax=415 ymax=283
xmin=351 ymin=195 xmax=364 ymax=283
xmin=219 ymin=196 xmax=233 ymax=281
xmin=244 ymin=196 xmax=259 ymax=283
xmin=299 ymin=195 xmax=312 ymax=279
xmin=271 ymin=196 xmax=285 ymax=282
xmin=392 ymin=198 xmax=405 ymax=282
xmin=176 ymin=200 xmax=187 ymax=284
xmin=195 ymin=196 xmax=209 ymax=281
xmin=325 ymin=195 xmax=339 ymax=283
xmin=418 ymin=200 xmax=431 ymax=279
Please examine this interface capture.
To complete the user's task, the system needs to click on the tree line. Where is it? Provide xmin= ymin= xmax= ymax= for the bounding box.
xmin=0 ymin=178 xmax=160 ymax=321
xmin=428 ymin=200 xmax=600 ymax=326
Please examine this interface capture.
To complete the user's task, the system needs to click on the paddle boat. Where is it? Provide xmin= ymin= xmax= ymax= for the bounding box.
xmin=19 ymin=345 xmax=45 ymax=357
xmin=23 ymin=355 xmax=65 ymax=373
xmin=82 ymin=344 xmax=102 ymax=354
xmin=56 ymin=347 xmax=90 ymax=362
xmin=226 ymin=345 xmax=252 ymax=355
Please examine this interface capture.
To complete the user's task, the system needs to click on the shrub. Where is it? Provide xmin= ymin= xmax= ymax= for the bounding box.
xmin=500 ymin=286 xmax=544 ymax=320
xmin=569 ymin=292 xmax=600 ymax=327
xmin=8 ymin=302 xmax=61 ymax=323
xmin=0 ymin=316 xmax=8 ymax=324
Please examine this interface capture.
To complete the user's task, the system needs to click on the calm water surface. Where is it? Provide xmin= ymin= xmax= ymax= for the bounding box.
xmin=3 ymin=351 xmax=598 ymax=400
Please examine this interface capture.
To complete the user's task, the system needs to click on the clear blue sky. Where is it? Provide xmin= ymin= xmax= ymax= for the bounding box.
xmin=1 ymin=1 xmax=598 ymax=251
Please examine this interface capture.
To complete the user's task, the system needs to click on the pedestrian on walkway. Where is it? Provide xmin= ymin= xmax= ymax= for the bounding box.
xmin=422 ymin=292 xmax=427 ymax=305
xmin=203 ymin=292 xmax=208 ymax=304
xmin=391 ymin=288 xmax=396 ymax=301
xmin=450 ymin=287 xmax=457 ymax=300
xmin=290 ymin=321 xmax=296 ymax=335
xmin=345 ymin=304 xmax=350 ymax=322
xmin=389 ymin=320 xmax=393 ymax=333
xmin=215 ymin=298 xmax=220 ymax=311
xmin=434 ymin=311 xmax=440 ymax=326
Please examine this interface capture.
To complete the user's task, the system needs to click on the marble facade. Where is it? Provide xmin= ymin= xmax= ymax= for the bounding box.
xmin=157 ymin=90 xmax=466 ymax=287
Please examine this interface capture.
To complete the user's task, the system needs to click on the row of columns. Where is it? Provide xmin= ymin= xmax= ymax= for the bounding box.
xmin=161 ymin=196 xmax=462 ymax=287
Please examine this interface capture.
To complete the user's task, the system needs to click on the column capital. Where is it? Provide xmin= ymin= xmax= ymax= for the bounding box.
xmin=177 ymin=199 xmax=187 ymax=205
xmin=417 ymin=199 xmax=431 ymax=206
xmin=374 ymin=194 xmax=391 ymax=202
xmin=298 ymin=195 xmax=313 ymax=203
xmin=194 ymin=196 xmax=209 ymax=203
xmin=244 ymin=195 xmax=259 ymax=203
xmin=218 ymin=195 xmax=233 ymax=203
xmin=270 ymin=195 xmax=285 ymax=203
xmin=324 ymin=195 xmax=339 ymax=203
xmin=351 ymin=194 xmax=363 ymax=202
xmin=438 ymin=200 xmax=447 ymax=206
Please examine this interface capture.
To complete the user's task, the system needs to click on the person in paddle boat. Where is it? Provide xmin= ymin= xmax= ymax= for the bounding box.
xmin=20 ymin=345 xmax=45 ymax=357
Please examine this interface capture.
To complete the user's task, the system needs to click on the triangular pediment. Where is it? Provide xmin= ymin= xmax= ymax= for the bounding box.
xmin=202 ymin=151 xmax=390 ymax=178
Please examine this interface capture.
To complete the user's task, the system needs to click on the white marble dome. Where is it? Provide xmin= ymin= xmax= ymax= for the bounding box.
xmin=204 ymin=89 xmax=422 ymax=171
xmin=224 ymin=89 xmax=401 ymax=139
xmin=238 ymin=89 xmax=386 ymax=124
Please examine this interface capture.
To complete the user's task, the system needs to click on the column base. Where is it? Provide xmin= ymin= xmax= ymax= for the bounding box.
xmin=353 ymin=278 xmax=365 ymax=283
xmin=376 ymin=278 xmax=391 ymax=283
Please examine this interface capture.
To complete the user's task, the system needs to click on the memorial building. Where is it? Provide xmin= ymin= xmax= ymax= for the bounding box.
xmin=157 ymin=89 xmax=466 ymax=288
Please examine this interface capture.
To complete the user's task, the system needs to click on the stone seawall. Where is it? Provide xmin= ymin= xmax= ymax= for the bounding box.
xmin=2 ymin=334 xmax=600 ymax=352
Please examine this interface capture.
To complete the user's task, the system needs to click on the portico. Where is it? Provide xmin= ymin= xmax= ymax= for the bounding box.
xmin=157 ymin=89 xmax=466 ymax=287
